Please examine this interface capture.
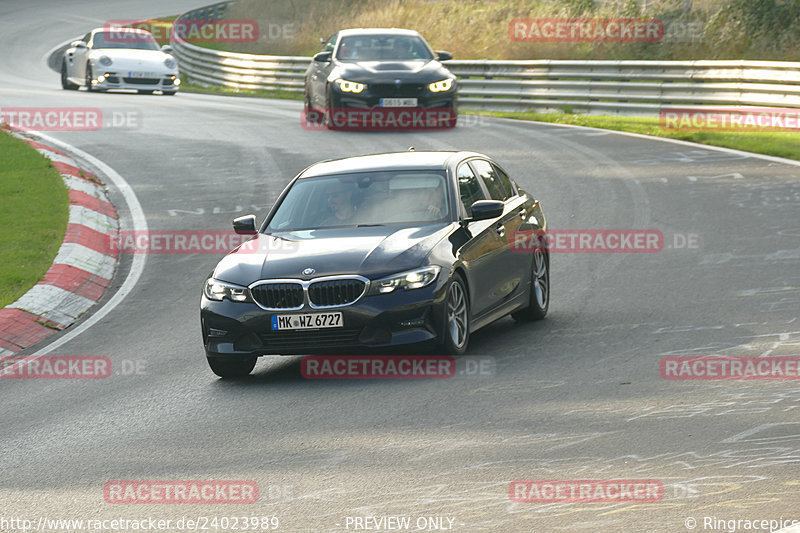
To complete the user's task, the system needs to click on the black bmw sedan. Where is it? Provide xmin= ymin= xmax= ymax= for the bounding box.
xmin=201 ymin=151 xmax=549 ymax=378
xmin=304 ymin=29 xmax=457 ymax=129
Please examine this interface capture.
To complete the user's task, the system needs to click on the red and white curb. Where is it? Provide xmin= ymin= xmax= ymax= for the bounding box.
xmin=0 ymin=131 xmax=119 ymax=355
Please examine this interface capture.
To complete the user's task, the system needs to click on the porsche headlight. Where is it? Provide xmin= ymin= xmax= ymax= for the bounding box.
xmin=164 ymin=58 xmax=177 ymax=69
xmin=203 ymin=278 xmax=252 ymax=303
xmin=99 ymin=55 xmax=113 ymax=67
xmin=428 ymin=78 xmax=454 ymax=92
xmin=336 ymin=79 xmax=366 ymax=93
xmin=368 ymin=266 xmax=441 ymax=295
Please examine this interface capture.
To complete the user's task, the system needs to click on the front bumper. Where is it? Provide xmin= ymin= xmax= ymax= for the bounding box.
xmin=92 ymin=69 xmax=180 ymax=92
xmin=201 ymin=282 xmax=447 ymax=357
xmin=331 ymin=82 xmax=456 ymax=110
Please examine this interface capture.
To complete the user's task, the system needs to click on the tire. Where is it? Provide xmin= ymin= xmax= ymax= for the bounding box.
xmin=324 ymin=86 xmax=338 ymax=130
xmin=304 ymin=92 xmax=322 ymax=125
xmin=138 ymin=90 xmax=155 ymax=95
xmin=61 ymin=62 xmax=78 ymax=90
xmin=439 ymin=273 xmax=470 ymax=355
xmin=85 ymin=63 xmax=94 ymax=92
xmin=207 ymin=356 xmax=257 ymax=378
xmin=162 ymin=90 xmax=177 ymax=96
xmin=512 ymin=248 xmax=549 ymax=322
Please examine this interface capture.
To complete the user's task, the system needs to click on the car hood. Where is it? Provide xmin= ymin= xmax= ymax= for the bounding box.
xmin=89 ymin=49 xmax=175 ymax=71
xmin=332 ymin=60 xmax=452 ymax=82
xmin=213 ymin=224 xmax=453 ymax=285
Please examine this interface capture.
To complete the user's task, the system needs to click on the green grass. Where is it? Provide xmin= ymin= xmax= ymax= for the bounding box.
xmin=471 ymin=111 xmax=800 ymax=161
xmin=0 ymin=130 xmax=69 ymax=308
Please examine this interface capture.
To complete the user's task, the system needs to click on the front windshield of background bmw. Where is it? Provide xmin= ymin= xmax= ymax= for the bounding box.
xmin=266 ymin=171 xmax=450 ymax=231
xmin=336 ymin=35 xmax=434 ymax=61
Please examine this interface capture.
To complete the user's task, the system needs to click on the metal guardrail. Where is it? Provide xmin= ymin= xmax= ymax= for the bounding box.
xmin=170 ymin=3 xmax=800 ymax=115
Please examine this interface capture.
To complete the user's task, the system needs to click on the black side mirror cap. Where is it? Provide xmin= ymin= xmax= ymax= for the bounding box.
xmin=313 ymin=51 xmax=332 ymax=63
xmin=468 ymin=200 xmax=504 ymax=222
xmin=436 ymin=51 xmax=452 ymax=61
xmin=233 ymin=215 xmax=257 ymax=235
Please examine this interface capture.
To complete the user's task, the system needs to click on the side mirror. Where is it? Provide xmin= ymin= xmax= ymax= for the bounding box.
xmin=436 ymin=51 xmax=452 ymax=61
xmin=469 ymin=200 xmax=504 ymax=222
xmin=313 ymin=51 xmax=332 ymax=63
xmin=161 ymin=45 xmax=174 ymax=54
xmin=233 ymin=215 xmax=257 ymax=235
xmin=74 ymin=41 xmax=88 ymax=49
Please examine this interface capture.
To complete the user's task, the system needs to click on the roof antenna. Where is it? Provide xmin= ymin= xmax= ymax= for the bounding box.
xmin=408 ymin=146 xmax=415 ymax=151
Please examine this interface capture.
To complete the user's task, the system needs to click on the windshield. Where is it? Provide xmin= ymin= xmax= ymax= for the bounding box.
xmin=336 ymin=35 xmax=434 ymax=61
xmin=93 ymin=31 xmax=160 ymax=51
xmin=267 ymin=171 xmax=450 ymax=231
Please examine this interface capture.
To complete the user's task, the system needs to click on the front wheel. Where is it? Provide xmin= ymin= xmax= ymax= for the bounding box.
xmin=61 ymin=62 xmax=78 ymax=90
xmin=162 ymin=90 xmax=177 ymax=96
xmin=207 ymin=356 xmax=257 ymax=378
xmin=439 ymin=274 xmax=470 ymax=355
xmin=85 ymin=64 xmax=94 ymax=92
xmin=512 ymin=248 xmax=549 ymax=322
xmin=138 ymin=89 xmax=155 ymax=95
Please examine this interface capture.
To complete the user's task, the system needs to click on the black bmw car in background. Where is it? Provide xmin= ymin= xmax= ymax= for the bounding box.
xmin=201 ymin=151 xmax=548 ymax=378
xmin=304 ymin=29 xmax=457 ymax=129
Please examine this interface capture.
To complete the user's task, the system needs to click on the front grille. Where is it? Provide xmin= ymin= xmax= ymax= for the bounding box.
xmin=251 ymin=283 xmax=304 ymax=309
xmin=370 ymin=83 xmax=425 ymax=98
xmin=260 ymin=328 xmax=362 ymax=350
xmin=309 ymin=279 xmax=366 ymax=307
xmin=122 ymin=77 xmax=160 ymax=85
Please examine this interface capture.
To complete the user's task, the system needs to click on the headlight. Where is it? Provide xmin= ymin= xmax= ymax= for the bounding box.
xmin=99 ymin=56 xmax=113 ymax=67
xmin=335 ymin=79 xmax=366 ymax=93
xmin=164 ymin=58 xmax=177 ymax=69
xmin=428 ymin=78 xmax=454 ymax=92
xmin=203 ymin=278 xmax=252 ymax=302
xmin=368 ymin=266 xmax=442 ymax=295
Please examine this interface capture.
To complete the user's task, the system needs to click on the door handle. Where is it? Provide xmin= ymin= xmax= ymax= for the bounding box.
xmin=518 ymin=209 xmax=527 ymax=219
xmin=496 ymin=225 xmax=506 ymax=238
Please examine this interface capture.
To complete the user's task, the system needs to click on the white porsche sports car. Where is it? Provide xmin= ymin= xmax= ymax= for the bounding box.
xmin=61 ymin=27 xmax=180 ymax=95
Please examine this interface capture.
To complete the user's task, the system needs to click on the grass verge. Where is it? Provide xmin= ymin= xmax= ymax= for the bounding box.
xmin=471 ymin=111 xmax=800 ymax=161
xmin=0 ymin=130 xmax=69 ymax=308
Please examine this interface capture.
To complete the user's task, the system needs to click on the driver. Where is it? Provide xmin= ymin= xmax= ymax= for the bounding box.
xmin=324 ymin=183 xmax=358 ymax=224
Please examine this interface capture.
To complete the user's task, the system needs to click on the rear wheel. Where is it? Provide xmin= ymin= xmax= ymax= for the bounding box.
xmin=512 ymin=248 xmax=549 ymax=321
xmin=439 ymin=274 xmax=470 ymax=355
xmin=61 ymin=62 xmax=78 ymax=90
xmin=207 ymin=356 xmax=257 ymax=378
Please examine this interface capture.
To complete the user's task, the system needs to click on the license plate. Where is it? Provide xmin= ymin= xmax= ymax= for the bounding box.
xmin=380 ymin=98 xmax=418 ymax=107
xmin=271 ymin=312 xmax=343 ymax=330
xmin=128 ymin=71 xmax=157 ymax=78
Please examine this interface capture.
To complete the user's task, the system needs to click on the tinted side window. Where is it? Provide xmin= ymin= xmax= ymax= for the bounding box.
xmin=457 ymin=164 xmax=485 ymax=217
xmin=471 ymin=159 xmax=510 ymax=201
xmin=323 ymin=33 xmax=337 ymax=52
xmin=493 ymin=164 xmax=517 ymax=197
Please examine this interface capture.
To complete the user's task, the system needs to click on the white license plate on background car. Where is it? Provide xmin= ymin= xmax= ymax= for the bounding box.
xmin=271 ymin=312 xmax=343 ymax=330
xmin=380 ymin=98 xmax=418 ymax=107
xmin=128 ymin=71 xmax=157 ymax=78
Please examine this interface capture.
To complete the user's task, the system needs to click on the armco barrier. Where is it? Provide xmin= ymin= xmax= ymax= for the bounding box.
xmin=170 ymin=2 xmax=800 ymax=115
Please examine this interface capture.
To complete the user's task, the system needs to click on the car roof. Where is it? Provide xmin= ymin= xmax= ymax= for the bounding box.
xmin=337 ymin=28 xmax=424 ymax=38
xmin=300 ymin=151 xmax=489 ymax=178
